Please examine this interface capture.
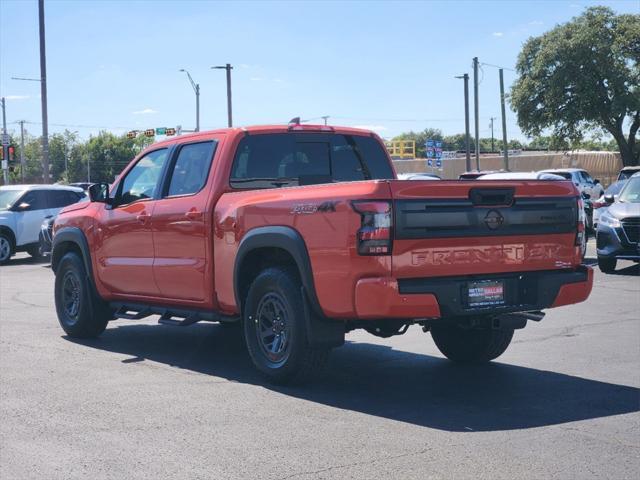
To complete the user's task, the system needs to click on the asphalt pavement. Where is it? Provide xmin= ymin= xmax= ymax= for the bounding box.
xmin=1 ymin=239 xmax=638 ymax=480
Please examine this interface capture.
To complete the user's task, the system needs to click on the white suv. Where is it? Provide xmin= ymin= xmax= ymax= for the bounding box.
xmin=539 ymin=168 xmax=604 ymax=199
xmin=0 ymin=185 xmax=85 ymax=264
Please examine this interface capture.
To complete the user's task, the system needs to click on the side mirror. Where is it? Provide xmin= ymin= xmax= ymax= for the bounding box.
xmin=594 ymin=179 xmax=600 ymax=184
xmin=604 ymin=194 xmax=615 ymax=205
xmin=13 ymin=202 xmax=31 ymax=211
xmin=88 ymin=182 xmax=111 ymax=204
xmin=581 ymin=191 xmax=591 ymax=200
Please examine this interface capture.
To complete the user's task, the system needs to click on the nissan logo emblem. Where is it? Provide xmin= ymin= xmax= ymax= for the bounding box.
xmin=484 ymin=210 xmax=504 ymax=230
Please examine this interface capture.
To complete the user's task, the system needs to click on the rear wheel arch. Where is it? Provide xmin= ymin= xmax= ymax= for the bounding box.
xmin=0 ymin=225 xmax=16 ymax=246
xmin=234 ymin=226 xmax=322 ymax=316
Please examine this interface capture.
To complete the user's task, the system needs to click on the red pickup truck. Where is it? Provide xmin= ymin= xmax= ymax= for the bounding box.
xmin=51 ymin=124 xmax=593 ymax=383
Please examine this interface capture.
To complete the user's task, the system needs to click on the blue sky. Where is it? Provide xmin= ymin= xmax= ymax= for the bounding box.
xmin=1 ymin=0 xmax=638 ymax=142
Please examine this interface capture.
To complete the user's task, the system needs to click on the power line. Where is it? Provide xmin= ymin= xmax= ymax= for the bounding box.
xmin=480 ymin=62 xmax=516 ymax=72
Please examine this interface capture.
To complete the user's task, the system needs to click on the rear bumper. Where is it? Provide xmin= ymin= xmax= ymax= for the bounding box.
xmin=354 ymin=266 xmax=593 ymax=320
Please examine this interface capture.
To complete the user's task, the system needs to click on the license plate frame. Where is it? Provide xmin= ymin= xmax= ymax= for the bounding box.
xmin=466 ymin=279 xmax=506 ymax=308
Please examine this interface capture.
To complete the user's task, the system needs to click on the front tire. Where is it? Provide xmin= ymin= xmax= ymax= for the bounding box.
xmin=27 ymin=245 xmax=42 ymax=259
xmin=431 ymin=324 xmax=514 ymax=363
xmin=54 ymin=252 xmax=110 ymax=338
xmin=0 ymin=233 xmax=14 ymax=265
xmin=597 ymin=256 xmax=617 ymax=273
xmin=243 ymin=267 xmax=328 ymax=384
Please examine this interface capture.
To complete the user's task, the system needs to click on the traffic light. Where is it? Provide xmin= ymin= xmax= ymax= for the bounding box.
xmin=127 ymin=131 xmax=137 ymax=139
xmin=165 ymin=128 xmax=176 ymax=136
xmin=8 ymin=146 xmax=15 ymax=162
xmin=144 ymin=129 xmax=155 ymax=137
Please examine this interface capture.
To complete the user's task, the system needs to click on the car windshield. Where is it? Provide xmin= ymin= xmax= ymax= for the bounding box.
xmin=0 ymin=189 xmax=25 ymax=210
xmin=605 ymin=181 xmax=625 ymax=196
xmin=618 ymin=169 xmax=640 ymax=181
xmin=618 ymin=177 xmax=640 ymax=203
xmin=550 ymin=172 xmax=572 ymax=180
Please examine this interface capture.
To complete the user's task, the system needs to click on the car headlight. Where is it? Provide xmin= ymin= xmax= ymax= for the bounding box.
xmin=599 ymin=212 xmax=621 ymax=228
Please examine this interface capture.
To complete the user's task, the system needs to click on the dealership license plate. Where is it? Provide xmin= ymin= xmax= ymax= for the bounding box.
xmin=467 ymin=280 xmax=505 ymax=307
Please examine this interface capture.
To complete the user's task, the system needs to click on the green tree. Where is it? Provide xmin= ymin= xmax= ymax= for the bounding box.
xmin=510 ymin=6 xmax=640 ymax=165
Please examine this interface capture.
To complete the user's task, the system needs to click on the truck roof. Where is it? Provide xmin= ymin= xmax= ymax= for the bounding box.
xmin=151 ymin=124 xmax=377 ymax=148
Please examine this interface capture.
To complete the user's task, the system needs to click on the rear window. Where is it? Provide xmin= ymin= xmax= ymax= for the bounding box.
xmin=230 ymin=133 xmax=393 ymax=189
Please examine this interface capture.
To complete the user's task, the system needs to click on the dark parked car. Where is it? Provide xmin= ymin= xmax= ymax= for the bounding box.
xmin=39 ymin=216 xmax=55 ymax=257
xmin=596 ymin=173 xmax=640 ymax=273
xmin=458 ymin=170 xmax=501 ymax=180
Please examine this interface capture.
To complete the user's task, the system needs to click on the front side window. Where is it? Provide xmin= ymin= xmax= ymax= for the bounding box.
xmin=18 ymin=190 xmax=48 ymax=211
xmin=230 ymin=133 xmax=393 ymax=189
xmin=119 ymin=149 xmax=169 ymax=205
xmin=166 ymin=141 xmax=216 ymax=197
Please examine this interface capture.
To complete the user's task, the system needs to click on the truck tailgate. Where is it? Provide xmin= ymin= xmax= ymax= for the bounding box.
xmin=390 ymin=180 xmax=581 ymax=278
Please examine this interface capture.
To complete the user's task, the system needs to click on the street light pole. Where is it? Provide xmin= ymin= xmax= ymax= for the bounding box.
xmin=19 ymin=120 xmax=25 ymax=183
xmin=1 ymin=97 xmax=8 ymax=185
xmin=212 ymin=64 xmax=233 ymax=127
xmin=473 ymin=57 xmax=480 ymax=171
xmin=179 ymin=69 xmax=200 ymax=132
xmin=455 ymin=74 xmax=471 ymax=172
xmin=490 ymin=117 xmax=496 ymax=153
xmin=39 ymin=0 xmax=50 ymax=183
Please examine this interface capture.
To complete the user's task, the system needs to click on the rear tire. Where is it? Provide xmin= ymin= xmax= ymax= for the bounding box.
xmin=0 ymin=233 xmax=14 ymax=265
xmin=243 ymin=267 xmax=328 ymax=384
xmin=597 ymin=256 xmax=617 ymax=273
xmin=27 ymin=245 xmax=41 ymax=259
xmin=54 ymin=252 xmax=111 ymax=338
xmin=431 ymin=324 xmax=514 ymax=363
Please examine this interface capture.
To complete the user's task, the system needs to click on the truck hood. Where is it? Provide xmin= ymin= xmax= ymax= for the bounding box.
xmin=61 ymin=201 xmax=90 ymax=214
xmin=608 ymin=202 xmax=640 ymax=219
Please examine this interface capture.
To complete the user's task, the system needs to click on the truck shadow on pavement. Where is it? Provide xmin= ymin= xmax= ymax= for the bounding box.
xmin=65 ymin=323 xmax=640 ymax=432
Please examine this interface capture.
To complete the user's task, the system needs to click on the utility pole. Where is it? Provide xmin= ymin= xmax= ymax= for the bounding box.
xmin=19 ymin=120 xmax=25 ymax=183
xmin=321 ymin=115 xmax=329 ymax=126
xmin=499 ymin=68 xmax=509 ymax=171
xmin=473 ymin=57 xmax=480 ymax=171
xmin=38 ymin=0 xmax=50 ymax=183
xmin=455 ymin=74 xmax=471 ymax=172
xmin=212 ymin=64 xmax=233 ymax=127
xmin=87 ymin=154 xmax=90 ymax=183
xmin=1 ymin=97 xmax=8 ymax=184
xmin=490 ymin=117 xmax=496 ymax=153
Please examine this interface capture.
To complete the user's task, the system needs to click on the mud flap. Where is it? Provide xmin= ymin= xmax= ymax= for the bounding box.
xmin=301 ymin=287 xmax=345 ymax=348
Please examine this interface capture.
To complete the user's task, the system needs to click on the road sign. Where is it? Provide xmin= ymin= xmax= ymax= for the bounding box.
xmin=436 ymin=159 xmax=442 ymax=168
xmin=155 ymin=127 xmax=166 ymax=135
xmin=427 ymin=159 xmax=433 ymax=167
xmin=2 ymin=133 xmax=8 ymax=145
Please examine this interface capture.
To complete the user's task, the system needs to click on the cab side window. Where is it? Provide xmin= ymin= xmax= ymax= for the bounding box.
xmin=166 ymin=141 xmax=216 ymax=197
xmin=18 ymin=190 xmax=48 ymax=211
xmin=118 ymin=149 xmax=169 ymax=205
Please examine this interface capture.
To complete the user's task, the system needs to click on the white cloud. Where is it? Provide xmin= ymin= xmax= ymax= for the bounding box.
xmin=5 ymin=95 xmax=30 ymax=101
xmin=353 ymin=125 xmax=387 ymax=132
xmin=492 ymin=32 xmax=504 ymax=37
xmin=529 ymin=20 xmax=544 ymax=25
xmin=132 ymin=108 xmax=158 ymax=115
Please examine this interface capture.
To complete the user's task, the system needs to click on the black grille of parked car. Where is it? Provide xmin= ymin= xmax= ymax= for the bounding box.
xmin=43 ymin=219 xmax=53 ymax=244
xmin=621 ymin=217 xmax=640 ymax=244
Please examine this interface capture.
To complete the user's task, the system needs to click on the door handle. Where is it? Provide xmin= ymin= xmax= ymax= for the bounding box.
xmin=136 ymin=213 xmax=150 ymax=223
xmin=185 ymin=210 xmax=203 ymax=220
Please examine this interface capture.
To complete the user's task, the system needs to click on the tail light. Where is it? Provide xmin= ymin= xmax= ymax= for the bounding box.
xmin=352 ymin=200 xmax=392 ymax=255
xmin=576 ymin=197 xmax=586 ymax=247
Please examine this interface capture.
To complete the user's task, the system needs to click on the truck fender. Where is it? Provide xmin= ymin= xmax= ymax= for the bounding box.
xmin=233 ymin=226 xmax=344 ymax=348
xmin=51 ymin=227 xmax=97 ymax=294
